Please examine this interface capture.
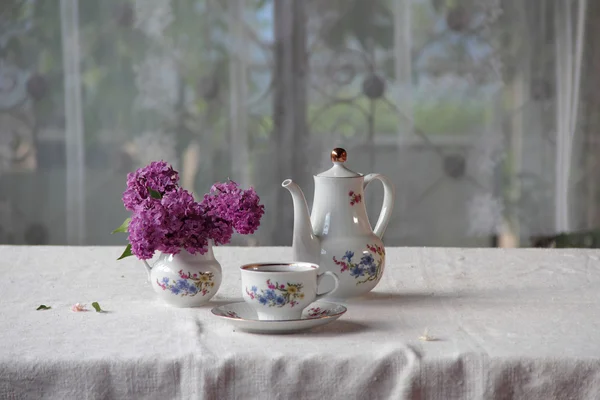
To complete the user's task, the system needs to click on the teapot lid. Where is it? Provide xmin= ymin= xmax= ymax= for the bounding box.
xmin=316 ymin=148 xmax=362 ymax=178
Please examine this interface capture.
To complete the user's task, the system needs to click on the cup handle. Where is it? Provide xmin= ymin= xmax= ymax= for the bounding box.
xmin=315 ymin=271 xmax=339 ymax=301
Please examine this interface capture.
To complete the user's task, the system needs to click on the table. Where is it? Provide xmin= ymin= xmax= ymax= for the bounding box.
xmin=1 ymin=246 xmax=600 ymax=399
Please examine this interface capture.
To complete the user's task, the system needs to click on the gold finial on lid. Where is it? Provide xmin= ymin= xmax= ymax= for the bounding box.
xmin=331 ymin=148 xmax=347 ymax=162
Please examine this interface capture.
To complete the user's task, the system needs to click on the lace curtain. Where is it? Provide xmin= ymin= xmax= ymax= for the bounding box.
xmin=0 ymin=0 xmax=597 ymax=247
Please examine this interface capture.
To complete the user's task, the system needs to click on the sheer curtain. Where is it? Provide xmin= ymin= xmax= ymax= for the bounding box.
xmin=0 ymin=0 xmax=597 ymax=247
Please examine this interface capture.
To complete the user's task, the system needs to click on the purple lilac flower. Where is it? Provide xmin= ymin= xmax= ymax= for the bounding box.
xmin=122 ymin=161 xmax=179 ymax=211
xmin=161 ymin=188 xmax=210 ymax=255
xmin=128 ymin=188 xmax=212 ymax=259
xmin=128 ymin=197 xmax=169 ymax=259
xmin=123 ymin=166 xmax=264 ymax=260
xmin=201 ymin=214 xmax=233 ymax=246
xmin=201 ymin=180 xmax=265 ymax=235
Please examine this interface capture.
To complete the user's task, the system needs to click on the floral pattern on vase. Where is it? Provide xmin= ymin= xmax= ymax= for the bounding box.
xmin=156 ymin=269 xmax=215 ymax=297
xmin=245 ymin=279 xmax=305 ymax=307
xmin=333 ymin=244 xmax=385 ymax=285
xmin=348 ymin=190 xmax=362 ymax=206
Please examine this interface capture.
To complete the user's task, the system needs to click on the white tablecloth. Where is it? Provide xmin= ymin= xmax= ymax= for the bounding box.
xmin=1 ymin=246 xmax=600 ymax=399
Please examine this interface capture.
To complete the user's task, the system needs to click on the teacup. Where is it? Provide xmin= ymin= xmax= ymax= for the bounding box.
xmin=240 ymin=262 xmax=339 ymax=321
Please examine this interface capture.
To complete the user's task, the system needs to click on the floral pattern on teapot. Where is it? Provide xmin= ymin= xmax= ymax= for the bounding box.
xmin=245 ymin=279 xmax=305 ymax=307
xmin=348 ymin=190 xmax=362 ymax=206
xmin=333 ymin=244 xmax=385 ymax=285
xmin=156 ymin=269 xmax=215 ymax=297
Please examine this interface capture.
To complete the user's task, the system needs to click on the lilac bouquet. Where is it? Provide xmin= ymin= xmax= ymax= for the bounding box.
xmin=113 ymin=161 xmax=265 ymax=260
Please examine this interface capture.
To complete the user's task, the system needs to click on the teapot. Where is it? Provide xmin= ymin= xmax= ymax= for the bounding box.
xmin=282 ymin=148 xmax=394 ymax=299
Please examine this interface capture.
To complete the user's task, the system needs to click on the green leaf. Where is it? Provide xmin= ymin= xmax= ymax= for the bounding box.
xmin=148 ymin=188 xmax=162 ymax=199
xmin=111 ymin=217 xmax=131 ymax=234
xmin=117 ymin=244 xmax=133 ymax=260
xmin=36 ymin=305 xmax=51 ymax=310
xmin=91 ymin=302 xmax=102 ymax=312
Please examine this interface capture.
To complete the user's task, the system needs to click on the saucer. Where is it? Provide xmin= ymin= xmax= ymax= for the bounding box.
xmin=211 ymin=301 xmax=347 ymax=334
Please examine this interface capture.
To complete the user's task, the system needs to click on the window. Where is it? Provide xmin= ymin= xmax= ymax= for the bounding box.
xmin=0 ymin=0 xmax=596 ymax=247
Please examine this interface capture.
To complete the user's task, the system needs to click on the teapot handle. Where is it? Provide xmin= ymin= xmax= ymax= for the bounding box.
xmin=363 ymin=174 xmax=395 ymax=239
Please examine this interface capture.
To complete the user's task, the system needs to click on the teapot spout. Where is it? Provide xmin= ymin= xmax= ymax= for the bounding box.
xmin=282 ymin=179 xmax=320 ymax=263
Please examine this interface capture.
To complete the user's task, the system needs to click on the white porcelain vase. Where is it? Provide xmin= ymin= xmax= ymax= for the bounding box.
xmin=143 ymin=244 xmax=222 ymax=307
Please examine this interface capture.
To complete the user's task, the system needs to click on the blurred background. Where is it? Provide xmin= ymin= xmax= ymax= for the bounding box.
xmin=0 ymin=0 xmax=598 ymax=248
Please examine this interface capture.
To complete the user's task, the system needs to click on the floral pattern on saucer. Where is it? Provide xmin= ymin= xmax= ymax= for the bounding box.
xmin=245 ymin=279 xmax=305 ymax=307
xmin=211 ymin=301 xmax=347 ymax=333
xmin=156 ymin=269 xmax=214 ymax=297
xmin=333 ymin=244 xmax=385 ymax=285
xmin=307 ymin=307 xmax=330 ymax=318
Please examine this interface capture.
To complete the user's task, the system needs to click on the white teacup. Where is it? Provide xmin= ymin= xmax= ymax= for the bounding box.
xmin=240 ymin=262 xmax=339 ymax=321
